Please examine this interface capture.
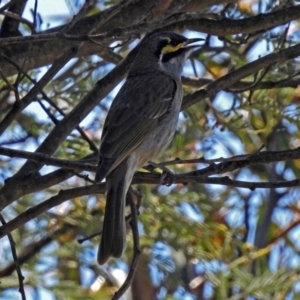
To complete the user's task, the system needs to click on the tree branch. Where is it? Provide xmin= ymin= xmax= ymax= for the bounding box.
xmin=1 ymin=147 xmax=300 ymax=178
xmin=0 ymin=213 xmax=26 ymax=300
xmin=1 ymin=4 xmax=300 ymax=76
xmin=185 ymin=148 xmax=300 ymax=177
xmin=0 ymin=184 xmax=105 ymax=239
xmin=0 ymin=146 xmax=97 ymax=171
xmin=2 ymin=145 xmax=300 ymax=238
xmin=0 ymin=47 xmax=78 ymax=135
xmin=0 ymin=169 xmax=75 ymax=208
xmin=0 ymin=0 xmax=156 ymax=76
xmin=0 ymin=0 xmax=26 ymax=37
xmin=181 ymin=76 xmax=300 ymax=91
xmin=182 ymin=42 xmax=300 ymax=110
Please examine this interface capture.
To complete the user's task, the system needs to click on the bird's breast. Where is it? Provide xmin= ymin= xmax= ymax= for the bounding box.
xmin=134 ymin=82 xmax=182 ymax=167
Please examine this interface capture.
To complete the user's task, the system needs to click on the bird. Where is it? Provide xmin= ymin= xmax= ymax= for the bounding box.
xmin=95 ymin=30 xmax=202 ymax=264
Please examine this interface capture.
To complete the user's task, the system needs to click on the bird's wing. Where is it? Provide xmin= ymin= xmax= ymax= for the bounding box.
xmin=96 ymin=72 xmax=177 ymax=180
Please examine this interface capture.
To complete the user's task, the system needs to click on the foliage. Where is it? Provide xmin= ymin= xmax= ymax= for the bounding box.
xmin=1 ymin=0 xmax=300 ymax=299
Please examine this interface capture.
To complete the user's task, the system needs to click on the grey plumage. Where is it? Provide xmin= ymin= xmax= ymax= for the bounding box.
xmin=95 ymin=31 xmax=202 ymax=264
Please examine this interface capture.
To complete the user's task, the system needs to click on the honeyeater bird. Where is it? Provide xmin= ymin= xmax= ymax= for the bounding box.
xmin=95 ymin=31 xmax=202 ymax=264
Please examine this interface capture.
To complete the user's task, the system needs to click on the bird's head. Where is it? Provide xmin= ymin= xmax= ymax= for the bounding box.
xmin=130 ymin=31 xmax=203 ymax=77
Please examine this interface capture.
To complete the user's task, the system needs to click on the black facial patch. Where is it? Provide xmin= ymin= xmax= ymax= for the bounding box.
xmin=154 ymin=34 xmax=188 ymax=58
xmin=161 ymin=48 xmax=186 ymax=63
xmin=170 ymin=39 xmax=179 ymax=47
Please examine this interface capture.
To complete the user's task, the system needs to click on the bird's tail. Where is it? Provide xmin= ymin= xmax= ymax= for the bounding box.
xmin=97 ymin=159 xmax=129 ymax=264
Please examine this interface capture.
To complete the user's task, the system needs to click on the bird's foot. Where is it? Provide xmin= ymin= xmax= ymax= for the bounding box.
xmin=145 ymin=161 xmax=175 ymax=186
xmin=160 ymin=169 xmax=175 ymax=186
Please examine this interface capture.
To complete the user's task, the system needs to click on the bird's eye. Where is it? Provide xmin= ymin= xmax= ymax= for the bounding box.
xmin=169 ymin=40 xmax=178 ymax=46
xmin=159 ymin=38 xmax=184 ymax=56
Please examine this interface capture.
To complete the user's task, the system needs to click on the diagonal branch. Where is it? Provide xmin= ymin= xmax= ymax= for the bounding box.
xmin=0 ymin=213 xmax=26 ymax=300
xmin=0 ymin=0 xmax=26 ymax=37
xmin=181 ymin=42 xmax=300 ymax=110
xmin=0 ymin=146 xmax=97 ymax=171
xmin=0 ymin=47 xmax=78 ymax=135
xmin=185 ymin=148 xmax=300 ymax=177
xmin=181 ymin=76 xmax=300 ymax=91
xmin=0 ymin=184 xmax=105 ymax=239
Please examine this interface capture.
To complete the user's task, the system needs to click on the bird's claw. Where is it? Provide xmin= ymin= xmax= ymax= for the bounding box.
xmin=160 ymin=169 xmax=175 ymax=186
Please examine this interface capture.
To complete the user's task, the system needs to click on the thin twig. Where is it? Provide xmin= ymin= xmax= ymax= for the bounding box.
xmin=112 ymin=189 xmax=141 ymax=300
xmin=181 ymin=76 xmax=300 ymax=91
xmin=0 ymin=0 xmax=18 ymax=14
xmin=77 ymin=231 xmax=101 ymax=244
xmin=38 ymin=98 xmax=99 ymax=153
xmin=269 ymin=217 xmax=300 ymax=245
xmin=192 ymin=176 xmax=300 ymax=190
xmin=0 ymin=213 xmax=26 ymax=300
xmin=0 ymin=11 xmax=35 ymax=33
xmin=77 ymin=192 xmax=142 ymax=244
xmin=0 ymin=47 xmax=78 ymax=135
xmin=0 ymin=68 xmax=15 ymax=91
xmin=0 ymin=235 xmax=52 ymax=277
xmin=61 ymin=0 xmax=94 ymax=33
xmin=0 ymin=54 xmax=99 ymax=152
xmin=32 ymin=0 xmax=38 ymax=30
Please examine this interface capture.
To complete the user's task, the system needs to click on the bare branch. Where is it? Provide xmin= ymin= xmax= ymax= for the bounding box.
xmin=2 ymin=5 xmax=300 ymax=47
xmin=2 ymin=147 xmax=300 ymax=179
xmin=185 ymin=148 xmax=300 ymax=177
xmin=0 ymin=169 xmax=75 ymax=206
xmin=61 ymin=0 xmax=95 ymax=34
xmin=0 ymin=0 xmax=26 ymax=37
xmin=0 ymin=184 xmax=105 ymax=239
xmin=193 ymin=176 xmax=300 ymax=190
xmin=0 ymin=146 xmax=97 ymax=171
xmin=182 ymin=76 xmax=300 ymax=91
xmin=1 ymin=4 xmax=300 ymax=76
xmin=0 ymin=11 xmax=35 ymax=33
xmin=0 ymin=214 xmax=26 ymax=300
xmin=0 ymin=1 xmax=18 ymax=14
xmin=182 ymin=42 xmax=300 ymax=110
xmin=0 ymin=234 xmax=52 ymax=277
xmin=0 ymin=47 xmax=78 ymax=135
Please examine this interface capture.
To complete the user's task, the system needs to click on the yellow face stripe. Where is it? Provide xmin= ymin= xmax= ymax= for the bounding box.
xmin=161 ymin=42 xmax=184 ymax=54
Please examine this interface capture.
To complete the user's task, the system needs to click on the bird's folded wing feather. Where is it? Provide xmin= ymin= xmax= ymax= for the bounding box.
xmin=98 ymin=72 xmax=177 ymax=175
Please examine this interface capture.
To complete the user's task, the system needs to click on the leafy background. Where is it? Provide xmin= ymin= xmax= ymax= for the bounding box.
xmin=1 ymin=0 xmax=300 ymax=299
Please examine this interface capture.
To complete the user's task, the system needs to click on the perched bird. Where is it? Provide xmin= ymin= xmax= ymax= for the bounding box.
xmin=95 ymin=31 xmax=202 ymax=264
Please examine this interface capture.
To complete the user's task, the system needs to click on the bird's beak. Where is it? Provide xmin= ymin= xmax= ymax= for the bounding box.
xmin=183 ymin=38 xmax=204 ymax=48
xmin=181 ymin=38 xmax=204 ymax=59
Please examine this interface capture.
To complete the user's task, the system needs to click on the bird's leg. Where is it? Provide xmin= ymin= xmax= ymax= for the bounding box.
xmin=160 ymin=170 xmax=175 ymax=186
xmin=125 ymin=188 xmax=142 ymax=220
xmin=146 ymin=161 xmax=175 ymax=186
